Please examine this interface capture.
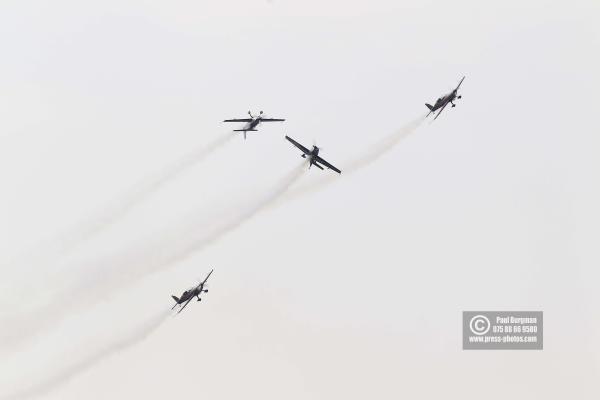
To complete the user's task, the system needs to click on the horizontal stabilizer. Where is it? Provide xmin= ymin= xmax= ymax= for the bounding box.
xmin=171 ymin=295 xmax=180 ymax=303
xmin=313 ymin=163 xmax=325 ymax=170
xmin=223 ymin=118 xmax=252 ymax=123
xmin=234 ymin=129 xmax=257 ymax=132
xmin=425 ymin=103 xmax=433 ymax=110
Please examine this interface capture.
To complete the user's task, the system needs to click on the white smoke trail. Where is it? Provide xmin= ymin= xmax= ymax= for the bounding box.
xmin=0 ymin=309 xmax=170 ymax=400
xmin=0 ymin=116 xmax=422 ymax=394
xmin=0 ymin=161 xmax=307 ymax=353
xmin=2 ymin=132 xmax=235 ymax=277
xmin=279 ymin=114 xmax=427 ymax=203
xmin=0 ymin=132 xmax=236 ymax=314
xmin=56 ymin=132 xmax=237 ymax=251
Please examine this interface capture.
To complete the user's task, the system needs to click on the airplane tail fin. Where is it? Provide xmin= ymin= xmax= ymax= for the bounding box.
xmin=425 ymin=103 xmax=433 ymax=110
xmin=233 ymin=129 xmax=257 ymax=140
xmin=171 ymin=295 xmax=180 ymax=303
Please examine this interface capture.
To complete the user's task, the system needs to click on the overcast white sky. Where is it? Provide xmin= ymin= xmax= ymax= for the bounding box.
xmin=1 ymin=1 xmax=599 ymax=399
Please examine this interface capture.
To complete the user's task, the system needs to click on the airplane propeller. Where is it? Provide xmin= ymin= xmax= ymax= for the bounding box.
xmin=312 ymin=139 xmax=321 ymax=152
xmin=248 ymin=110 xmax=264 ymax=119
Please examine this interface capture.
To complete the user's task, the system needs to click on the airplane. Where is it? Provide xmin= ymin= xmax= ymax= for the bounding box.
xmin=171 ymin=269 xmax=213 ymax=314
xmin=425 ymin=76 xmax=465 ymax=120
xmin=223 ymin=111 xmax=285 ymax=139
xmin=285 ymin=135 xmax=341 ymax=174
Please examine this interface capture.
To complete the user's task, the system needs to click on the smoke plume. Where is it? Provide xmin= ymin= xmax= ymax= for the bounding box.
xmin=1 ymin=132 xmax=235 ymax=279
xmin=280 ymin=114 xmax=426 ymax=202
xmin=1 ymin=309 xmax=170 ymax=400
xmin=51 ymin=132 xmax=236 ymax=255
xmin=0 ymin=161 xmax=307 ymax=353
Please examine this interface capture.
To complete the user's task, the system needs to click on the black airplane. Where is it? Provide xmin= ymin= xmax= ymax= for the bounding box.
xmin=425 ymin=76 xmax=465 ymax=120
xmin=223 ymin=111 xmax=285 ymax=139
xmin=285 ymin=135 xmax=341 ymax=174
xmin=171 ymin=269 xmax=213 ymax=314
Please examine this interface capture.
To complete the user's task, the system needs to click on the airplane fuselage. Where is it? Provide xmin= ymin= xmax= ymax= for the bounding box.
xmin=177 ymin=289 xmax=195 ymax=304
xmin=301 ymin=146 xmax=321 ymax=167
xmin=430 ymin=90 xmax=457 ymax=111
xmin=242 ymin=117 xmax=261 ymax=131
xmin=175 ymin=285 xmax=206 ymax=304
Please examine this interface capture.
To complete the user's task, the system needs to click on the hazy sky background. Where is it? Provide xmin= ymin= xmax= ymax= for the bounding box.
xmin=0 ymin=0 xmax=599 ymax=399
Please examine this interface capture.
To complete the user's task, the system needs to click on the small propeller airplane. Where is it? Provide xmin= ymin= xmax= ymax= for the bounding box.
xmin=171 ymin=269 xmax=213 ymax=314
xmin=425 ymin=76 xmax=465 ymax=120
xmin=223 ymin=111 xmax=285 ymax=139
xmin=285 ymin=135 xmax=341 ymax=174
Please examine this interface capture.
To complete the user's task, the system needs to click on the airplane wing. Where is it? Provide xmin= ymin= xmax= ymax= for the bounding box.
xmin=433 ymin=101 xmax=449 ymax=120
xmin=177 ymin=296 xmax=194 ymax=314
xmin=285 ymin=135 xmax=311 ymax=155
xmin=260 ymin=118 xmax=285 ymax=122
xmin=201 ymin=269 xmax=213 ymax=285
xmin=314 ymin=155 xmax=341 ymax=174
xmin=455 ymin=76 xmax=465 ymax=91
xmin=223 ymin=118 xmax=253 ymax=123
